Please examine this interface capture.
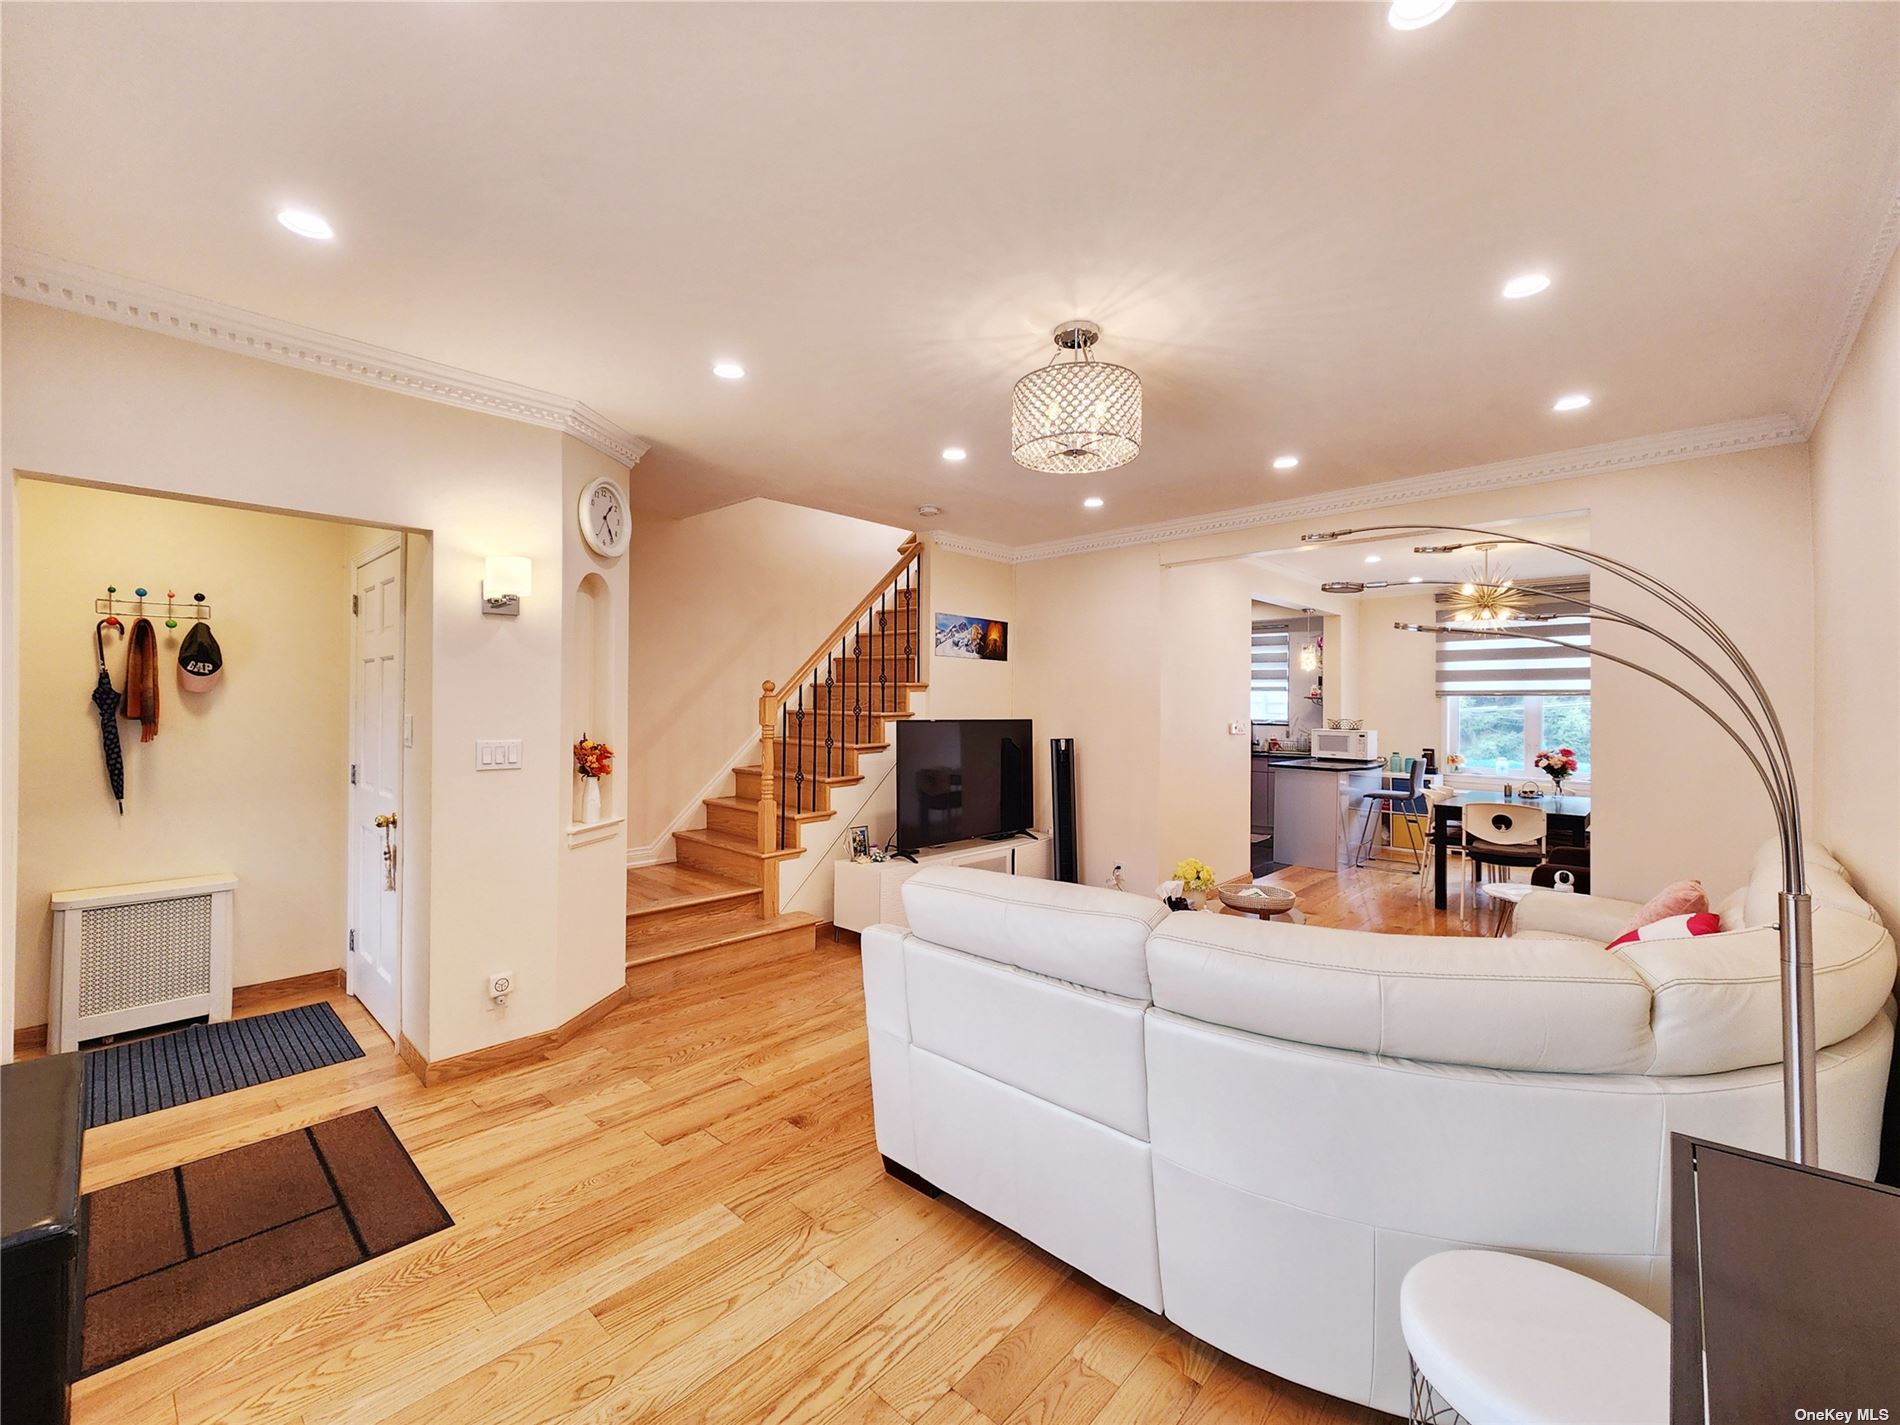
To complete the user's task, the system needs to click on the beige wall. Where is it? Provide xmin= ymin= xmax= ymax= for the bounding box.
xmin=11 ymin=481 xmax=377 ymax=1029
xmin=625 ymin=497 xmax=908 ymax=859
xmin=922 ymin=544 xmax=1016 ymax=719
xmin=1810 ymin=254 xmax=1900 ymax=927
xmin=1008 ymin=442 xmax=1816 ymax=900
xmin=1 ymin=298 xmax=629 ymax=1062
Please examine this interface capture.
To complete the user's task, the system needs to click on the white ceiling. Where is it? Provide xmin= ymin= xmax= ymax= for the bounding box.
xmin=4 ymin=3 xmax=1897 ymax=546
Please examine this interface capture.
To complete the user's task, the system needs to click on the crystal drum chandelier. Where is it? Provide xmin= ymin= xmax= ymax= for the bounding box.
xmin=1010 ymin=320 xmax=1143 ymax=474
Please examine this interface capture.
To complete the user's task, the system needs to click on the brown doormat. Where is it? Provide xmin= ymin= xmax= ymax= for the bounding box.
xmin=80 ymin=1107 xmax=451 ymax=1375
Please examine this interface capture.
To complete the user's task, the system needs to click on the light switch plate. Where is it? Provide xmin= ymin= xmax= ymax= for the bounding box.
xmin=476 ymin=738 xmax=524 ymax=770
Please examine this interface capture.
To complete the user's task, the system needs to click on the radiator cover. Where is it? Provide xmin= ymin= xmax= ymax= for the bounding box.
xmin=49 ymin=876 xmax=236 ymax=1054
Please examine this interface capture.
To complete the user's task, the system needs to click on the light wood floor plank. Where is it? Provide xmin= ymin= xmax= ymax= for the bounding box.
xmin=71 ymin=863 xmax=1438 ymax=1425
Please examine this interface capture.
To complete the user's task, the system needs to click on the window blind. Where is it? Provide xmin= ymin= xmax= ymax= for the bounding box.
xmin=1251 ymin=621 xmax=1291 ymax=722
xmin=1434 ymin=579 xmax=1591 ymax=696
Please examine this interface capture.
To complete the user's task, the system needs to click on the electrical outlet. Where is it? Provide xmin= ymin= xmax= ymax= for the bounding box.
xmin=1228 ymin=721 xmax=1245 ymax=735
xmin=488 ymin=971 xmax=513 ymax=1006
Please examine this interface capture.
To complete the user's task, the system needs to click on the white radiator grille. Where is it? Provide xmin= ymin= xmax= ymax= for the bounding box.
xmin=51 ymin=875 xmax=235 ymax=1053
xmin=77 ymin=896 xmax=214 ymax=1016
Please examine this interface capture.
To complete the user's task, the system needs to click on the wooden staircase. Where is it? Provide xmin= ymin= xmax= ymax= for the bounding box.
xmin=625 ymin=538 xmax=924 ymax=994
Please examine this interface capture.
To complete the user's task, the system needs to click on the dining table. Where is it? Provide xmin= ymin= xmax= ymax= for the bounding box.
xmin=1431 ymin=791 xmax=1592 ymax=910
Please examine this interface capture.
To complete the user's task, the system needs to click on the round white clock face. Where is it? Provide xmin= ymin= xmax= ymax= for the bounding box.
xmin=580 ymin=477 xmax=630 ymax=558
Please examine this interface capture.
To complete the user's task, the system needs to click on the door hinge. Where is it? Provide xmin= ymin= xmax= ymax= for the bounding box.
xmin=352 ymin=593 xmax=360 ymax=615
xmin=350 ymin=763 xmax=358 ymax=785
xmin=349 ymin=929 xmax=356 ymax=955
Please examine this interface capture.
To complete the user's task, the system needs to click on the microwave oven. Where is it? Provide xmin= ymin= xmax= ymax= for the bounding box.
xmin=1311 ymin=728 xmax=1378 ymax=759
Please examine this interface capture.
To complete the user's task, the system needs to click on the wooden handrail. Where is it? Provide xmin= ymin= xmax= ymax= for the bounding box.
xmin=763 ymin=537 xmax=922 ymax=715
xmin=755 ymin=535 xmax=923 ymax=875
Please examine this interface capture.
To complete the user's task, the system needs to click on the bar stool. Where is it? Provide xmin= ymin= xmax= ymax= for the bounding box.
xmin=1355 ymin=758 xmax=1427 ymax=873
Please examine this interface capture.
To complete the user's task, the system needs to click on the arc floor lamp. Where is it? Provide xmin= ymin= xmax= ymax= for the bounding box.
xmin=1303 ymin=523 xmax=1818 ymax=1166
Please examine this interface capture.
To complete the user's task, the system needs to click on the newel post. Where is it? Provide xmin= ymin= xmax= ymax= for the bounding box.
xmin=757 ymin=680 xmax=779 ymax=856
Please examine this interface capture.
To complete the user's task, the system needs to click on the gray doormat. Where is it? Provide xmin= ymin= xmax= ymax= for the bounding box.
xmin=82 ymin=1003 xmax=365 ymax=1129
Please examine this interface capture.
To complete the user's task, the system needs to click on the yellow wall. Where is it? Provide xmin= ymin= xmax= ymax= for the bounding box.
xmin=2 ymin=299 xmax=630 ymax=1062
xmin=11 ymin=481 xmax=382 ymax=1029
xmin=1810 ymin=253 xmax=1900 ymax=928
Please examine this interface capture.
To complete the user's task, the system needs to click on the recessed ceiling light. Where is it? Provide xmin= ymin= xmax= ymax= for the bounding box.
xmin=1408 ymin=576 xmax=1424 ymax=583
xmin=1272 ymin=455 xmax=1300 ymax=471
xmin=1083 ymin=497 xmax=1105 ymax=509
xmin=916 ymin=504 xmax=942 ymax=518
xmin=1365 ymin=555 xmax=1383 ymax=564
xmin=276 ymin=207 xmax=334 ymax=241
xmin=1387 ymin=0 xmax=1456 ymax=30
xmin=942 ymin=447 xmax=967 ymax=462
xmin=711 ymin=360 xmax=746 ymax=380
xmin=1502 ymin=273 xmax=1551 ymax=300
xmin=1552 ymin=393 xmax=1592 ymax=412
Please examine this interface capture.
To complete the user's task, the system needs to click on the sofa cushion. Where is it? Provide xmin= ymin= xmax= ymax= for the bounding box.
xmin=1608 ymin=911 xmax=1721 ymax=950
xmin=899 ymin=866 xmax=1166 ymax=1001
xmin=1147 ymin=912 xmax=1655 ymax=1074
xmin=1616 ymin=907 xmax=1897 ymax=1075
xmin=1740 ymin=839 xmax=1873 ymax=930
xmin=1619 ymin=880 xmax=1709 ymax=938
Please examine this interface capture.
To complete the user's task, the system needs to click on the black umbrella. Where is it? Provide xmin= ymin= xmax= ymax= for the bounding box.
xmin=92 ymin=619 xmax=125 ymax=813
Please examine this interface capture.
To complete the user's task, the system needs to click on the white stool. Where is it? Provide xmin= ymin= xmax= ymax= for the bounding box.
xmin=1399 ymin=1250 xmax=1667 ymax=1425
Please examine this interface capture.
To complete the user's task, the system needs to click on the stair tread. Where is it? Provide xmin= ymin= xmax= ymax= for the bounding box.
xmin=626 ymin=862 xmax=760 ymax=915
xmin=675 ymin=825 xmax=802 ymax=860
xmin=736 ymin=765 xmax=863 ymax=788
xmin=626 ymin=911 xmax=821 ymax=966
xmin=705 ymin=795 xmax=828 ymax=822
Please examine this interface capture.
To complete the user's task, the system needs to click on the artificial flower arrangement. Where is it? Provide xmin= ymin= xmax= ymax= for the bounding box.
xmin=1443 ymin=752 xmax=1465 ymax=772
xmin=1533 ymin=746 xmax=1579 ymax=791
xmin=574 ymin=735 xmax=615 ymax=780
xmin=1173 ymin=858 xmax=1218 ymax=894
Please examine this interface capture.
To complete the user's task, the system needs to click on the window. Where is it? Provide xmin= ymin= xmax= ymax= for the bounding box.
xmin=1445 ymin=694 xmax=1592 ymax=778
xmin=1250 ymin=624 xmax=1290 ymax=723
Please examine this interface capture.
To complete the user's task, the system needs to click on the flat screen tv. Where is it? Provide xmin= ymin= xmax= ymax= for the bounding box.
xmin=896 ymin=719 xmax=1033 ymax=851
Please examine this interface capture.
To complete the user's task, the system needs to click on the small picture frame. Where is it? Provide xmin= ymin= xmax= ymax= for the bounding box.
xmin=850 ymin=825 xmax=872 ymax=861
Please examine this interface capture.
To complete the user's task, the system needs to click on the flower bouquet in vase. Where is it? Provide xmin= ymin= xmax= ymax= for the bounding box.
xmin=1168 ymin=857 xmax=1219 ymax=911
xmin=574 ymin=735 xmax=614 ymax=823
xmin=1533 ymin=746 xmax=1578 ymax=797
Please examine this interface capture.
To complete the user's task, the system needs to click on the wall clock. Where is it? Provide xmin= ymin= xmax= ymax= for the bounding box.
xmin=579 ymin=476 xmax=630 ymax=559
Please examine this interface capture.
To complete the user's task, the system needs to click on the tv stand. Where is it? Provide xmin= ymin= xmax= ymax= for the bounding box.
xmin=833 ymin=831 xmax=1052 ymax=934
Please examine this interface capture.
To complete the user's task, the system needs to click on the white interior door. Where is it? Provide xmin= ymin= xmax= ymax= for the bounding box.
xmin=349 ymin=541 xmax=403 ymax=1043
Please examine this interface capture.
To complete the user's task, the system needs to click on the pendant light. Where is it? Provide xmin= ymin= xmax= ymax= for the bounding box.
xmin=1010 ymin=320 xmax=1143 ymax=474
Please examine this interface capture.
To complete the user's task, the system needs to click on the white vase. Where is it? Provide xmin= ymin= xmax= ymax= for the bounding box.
xmin=581 ymin=777 xmax=602 ymax=825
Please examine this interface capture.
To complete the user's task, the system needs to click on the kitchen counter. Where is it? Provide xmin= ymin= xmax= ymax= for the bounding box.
xmin=1256 ymin=758 xmax=1386 ymax=870
xmin=1255 ymin=756 xmax=1385 ymax=771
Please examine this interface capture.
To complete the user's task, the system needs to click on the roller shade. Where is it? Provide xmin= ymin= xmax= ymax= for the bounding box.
xmin=1434 ymin=580 xmax=1590 ymax=696
xmin=1252 ymin=621 xmax=1291 ymax=722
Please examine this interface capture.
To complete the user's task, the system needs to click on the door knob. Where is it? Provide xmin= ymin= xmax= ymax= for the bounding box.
xmin=374 ymin=813 xmax=398 ymax=828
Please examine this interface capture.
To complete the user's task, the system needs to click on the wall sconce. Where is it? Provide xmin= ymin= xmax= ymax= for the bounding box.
xmin=482 ymin=556 xmax=532 ymax=617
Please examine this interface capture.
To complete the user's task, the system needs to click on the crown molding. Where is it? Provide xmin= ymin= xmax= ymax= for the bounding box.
xmin=1 ymin=248 xmax=651 ymax=468
xmin=1801 ymin=184 xmax=1900 ymax=434
xmin=933 ymin=413 xmax=1805 ymax=565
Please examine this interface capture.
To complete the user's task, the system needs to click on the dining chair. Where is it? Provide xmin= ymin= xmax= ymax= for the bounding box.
xmin=1460 ymin=803 xmax=1548 ymax=925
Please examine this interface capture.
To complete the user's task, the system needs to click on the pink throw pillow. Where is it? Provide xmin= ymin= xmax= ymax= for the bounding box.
xmin=1618 ymin=879 xmax=1708 ymax=941
xmin=1609 ymin=911 xmax=1722 ymax=950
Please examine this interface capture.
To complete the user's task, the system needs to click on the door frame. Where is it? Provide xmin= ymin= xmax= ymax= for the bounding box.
xmin=346 ymin=532 xmax=405 ymax=1041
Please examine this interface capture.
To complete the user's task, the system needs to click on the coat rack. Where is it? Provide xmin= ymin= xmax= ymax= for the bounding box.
xmin=93 ymin=587 xmax=211 ymax=630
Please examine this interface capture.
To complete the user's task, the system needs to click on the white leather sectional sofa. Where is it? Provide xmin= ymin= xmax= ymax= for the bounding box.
xmin=859 ymin=840 xmax=1895 ymax=1417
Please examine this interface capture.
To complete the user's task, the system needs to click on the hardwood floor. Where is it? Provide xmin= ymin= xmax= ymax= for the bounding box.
xmin=70 ymin=865 xmax=1449 ymax=1425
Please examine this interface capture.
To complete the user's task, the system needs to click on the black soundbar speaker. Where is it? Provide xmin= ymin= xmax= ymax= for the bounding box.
xmin=1050 ymin=738 xmax=1079 ymax=883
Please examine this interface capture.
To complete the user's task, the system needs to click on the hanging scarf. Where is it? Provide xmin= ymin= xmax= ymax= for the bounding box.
xmin=92 ymin=620 xmax=126 ymax=812
xmin=123 ymin=617 xmax=160 ymax=743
